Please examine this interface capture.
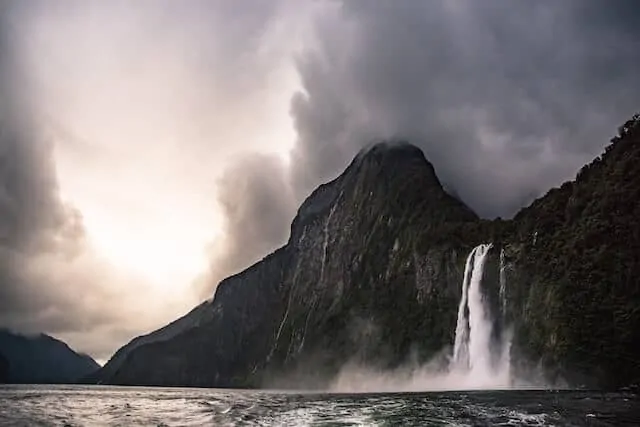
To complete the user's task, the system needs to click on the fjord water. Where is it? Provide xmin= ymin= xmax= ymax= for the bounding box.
xmin=1 ymin=385 xmax=639 ymax=426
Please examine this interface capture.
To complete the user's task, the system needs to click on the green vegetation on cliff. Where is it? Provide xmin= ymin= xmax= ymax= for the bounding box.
xmin=507 ymin=113 xmax=640 ymax=387
xmin=96 ymin=115 xmax=640 ymax=390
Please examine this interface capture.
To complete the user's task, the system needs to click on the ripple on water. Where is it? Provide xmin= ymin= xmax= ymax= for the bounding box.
xmin=0 ymin=386 xmax=639 ymax=426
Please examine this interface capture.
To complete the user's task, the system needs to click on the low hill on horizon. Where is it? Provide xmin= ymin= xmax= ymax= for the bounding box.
xmin=0 ymin=328 xmax=100 ymax=384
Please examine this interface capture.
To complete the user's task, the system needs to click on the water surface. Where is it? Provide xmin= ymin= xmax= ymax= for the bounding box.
xmin=0 ymin=385 xmax=639 ymax=426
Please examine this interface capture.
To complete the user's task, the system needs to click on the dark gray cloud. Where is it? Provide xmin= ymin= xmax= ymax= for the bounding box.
xmin=0 ymin=2 xmax=205 ymax=360
xmin=1 ymin=0 xmax=300 ymax=358
xmin=203 ymin=154 xmax=294 ymax=296
xmin=0 ymin=3 xmax=91 ymax=338
xmin=207 ymin=0 xmax=640 ymax=295
xmin=289 ymin=0 xmax=640 ymax=217
xmin=2 ymin=0 xmax=640 ymax=359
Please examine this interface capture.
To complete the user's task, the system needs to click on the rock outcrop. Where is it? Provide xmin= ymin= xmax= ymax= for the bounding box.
xmin=96 ymin=115 xmax=640 ymax=389
xmin=0 ymin=329 xmax=100 ymax=384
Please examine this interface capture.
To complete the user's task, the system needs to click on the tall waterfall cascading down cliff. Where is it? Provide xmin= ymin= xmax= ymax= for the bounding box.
xmin=93 ymin=117 xmax=640 ymax=390
xmin=329 ymin=243 xmax=517 ymax=392
xmin=451 ymin=244 xmax=512 ymax=388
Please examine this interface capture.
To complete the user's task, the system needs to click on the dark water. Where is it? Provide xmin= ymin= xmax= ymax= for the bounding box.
xmin=0 ymin=385 xmax=639 ymax=426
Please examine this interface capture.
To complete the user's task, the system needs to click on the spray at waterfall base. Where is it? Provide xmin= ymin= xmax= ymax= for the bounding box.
xmin=330 ymin=244 xmax=550 ymax=392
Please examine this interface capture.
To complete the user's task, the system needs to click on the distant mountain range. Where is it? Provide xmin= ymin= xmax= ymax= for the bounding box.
xmin=93 ymin=114 xmax=640 ymax=390
xmin=0 ymin=329 xmax=99 ymax=384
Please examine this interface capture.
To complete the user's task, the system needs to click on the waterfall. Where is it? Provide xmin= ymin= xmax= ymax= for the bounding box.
xmin=465 ymin=244 xmax=493 ymax=376
xmin=331 ymin=244 xmax=536 ymax=392
xmin=319 ymin=202 xmax=338 ymax=284
xmin=452 ymin=246 xmax=479 ymax=367
xmin=499 ymin=248 xmax=507 ymax=317
xmin=451 ymin=243 xmax=511 ymax=387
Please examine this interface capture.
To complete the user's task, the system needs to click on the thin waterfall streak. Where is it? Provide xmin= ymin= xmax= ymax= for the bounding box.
xmin=498 ymin=247 xmax=512 ymax=385
xmin=300 ymin=201 xmax=339 ymax=353
xmin=319 ymin=200 xmax=339 ymax=285
xmin=271 ymin=260 xmax=303 ymax=359
xmin=273 ymin=288 xmax=293 ymax=349
xmin=499 ymin=248 xmax=507 ymax=317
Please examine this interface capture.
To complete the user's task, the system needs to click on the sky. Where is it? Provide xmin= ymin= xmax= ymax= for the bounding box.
xmin=0 ymin=1 xmax=638 ymax=361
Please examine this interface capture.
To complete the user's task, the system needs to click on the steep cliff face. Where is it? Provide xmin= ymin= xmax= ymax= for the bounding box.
xmin=102 ymin=142 xmax=479 ymax=387
xmin=107 ymin=247 xmax=290 ymax=387
xmin=84 ymin=300 xmax=217 ymax=384
xmin=265 ymin=143 xmax=478 ymax=385
xmin=99 ymin=115 xmax=640 ymax=389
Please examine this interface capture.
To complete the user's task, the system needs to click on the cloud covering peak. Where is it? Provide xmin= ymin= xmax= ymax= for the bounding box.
xmin=289 ymin=1 xmax=640 ymax=217
xmin=212 ymin=0 xmax=640 ymax=293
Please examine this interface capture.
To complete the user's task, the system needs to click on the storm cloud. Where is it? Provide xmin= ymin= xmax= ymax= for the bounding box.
xmin=0 ymin=0 xmax=303 ymax=359
xmin=212 ymin=0 xmax=640 ymax=295
xmin=205 ymin=154 xmax=295 ymax=291
xmin=0 ymin=4 xmax=115 ymax=357
xmin=0 ymin=1 xmax=639 ymax=360
xmin=290 ymin=0 xmax=640 ymax=217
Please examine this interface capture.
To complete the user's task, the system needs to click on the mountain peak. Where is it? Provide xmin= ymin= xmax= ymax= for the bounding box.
xmin=352 ymin=140 xmax=432 ymax=173
xmin=292 ymin=140 xmax=461 ymax=236
xmin=94 ymin=114 xmax=640 ymax=390
xmin=351 ymin=140 xmax=440 ymax=190
xmin=356 ymin=140 xmax=424 ymax=159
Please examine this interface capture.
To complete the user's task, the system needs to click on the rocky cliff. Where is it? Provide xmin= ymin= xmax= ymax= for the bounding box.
xmin=95 ymin=115 xmax=640 ymax=389
xmin=0 ymin=329 xmax=100 ymax=384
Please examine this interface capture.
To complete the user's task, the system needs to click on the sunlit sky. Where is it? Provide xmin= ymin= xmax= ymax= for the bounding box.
xmin=24 ymin=2 xmax=302 ymax=293
xmin=0 ymin=2 xmax=312 ymax=360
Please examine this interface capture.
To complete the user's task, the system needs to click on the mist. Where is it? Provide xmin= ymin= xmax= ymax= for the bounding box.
xmin=327 ymin=352 xmax=554 ymax=393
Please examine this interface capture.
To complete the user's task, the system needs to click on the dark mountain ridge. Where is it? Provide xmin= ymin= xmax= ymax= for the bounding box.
xmin=0 ymin=329 xmax=100 ymax=384
xmin=95 ymin=114 xmax=640 ymax=389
